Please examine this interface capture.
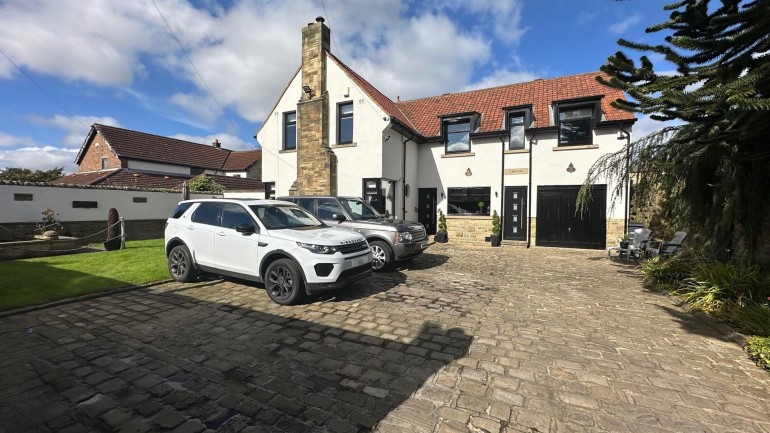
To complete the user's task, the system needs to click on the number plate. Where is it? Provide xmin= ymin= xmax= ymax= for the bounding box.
xmin=349 ymin=254 xmax=370 ymax=267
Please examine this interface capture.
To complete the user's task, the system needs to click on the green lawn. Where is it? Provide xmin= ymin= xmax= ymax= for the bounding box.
xmin=0 ymin=238 xmax=169 ymax=312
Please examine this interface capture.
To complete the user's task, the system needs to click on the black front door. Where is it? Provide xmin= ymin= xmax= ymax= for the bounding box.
xmin=536 ymin=185 xmax=606 ymax=249
xmin=504 ymin=186 xmax=527 ymax=241
xmin=418 ymin=188 xmax=437 ymax=235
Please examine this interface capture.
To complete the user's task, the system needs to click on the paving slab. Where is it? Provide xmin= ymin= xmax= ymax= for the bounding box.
xmin=1 ymin=245 xmax=769 ymax=432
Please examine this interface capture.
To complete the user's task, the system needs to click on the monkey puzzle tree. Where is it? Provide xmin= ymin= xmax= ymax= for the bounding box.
xmin=581 ymin=0 xmax=770 ymax=263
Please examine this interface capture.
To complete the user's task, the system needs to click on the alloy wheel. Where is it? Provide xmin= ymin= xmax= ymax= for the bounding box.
xmin=267 ymin=265 xmax=294 ymax=301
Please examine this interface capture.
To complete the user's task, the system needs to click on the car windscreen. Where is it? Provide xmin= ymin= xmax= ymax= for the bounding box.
xmin=249 ymin=204 xmax=323 ymax=230
xmin=339 ymin=198 xmax=381 ymax=220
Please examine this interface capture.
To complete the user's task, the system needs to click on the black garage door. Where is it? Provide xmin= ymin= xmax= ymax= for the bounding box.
xmin=536 ymin=185 xmax=606 ymax=249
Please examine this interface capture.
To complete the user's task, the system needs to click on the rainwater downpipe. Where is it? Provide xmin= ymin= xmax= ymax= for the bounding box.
xmin=499 ymin=133 xmax=506 ymax=240
xmin=619 ymin=126 xmax=631 ymax=237
xmin=526 ymin=132 xmax=538 ymax=248
xmin=402 ymin=132 xmax=415 ymax=220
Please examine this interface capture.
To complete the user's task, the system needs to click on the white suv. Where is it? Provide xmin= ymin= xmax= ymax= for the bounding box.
xmin=164 ymin=199 xmax=372 ymax=305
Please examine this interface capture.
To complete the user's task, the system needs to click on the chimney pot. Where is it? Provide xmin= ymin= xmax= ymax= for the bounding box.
xmin=316 ymin=16 xmax=325 ymax=23
xmin=212 ymin=139 xmax=221 ymax=148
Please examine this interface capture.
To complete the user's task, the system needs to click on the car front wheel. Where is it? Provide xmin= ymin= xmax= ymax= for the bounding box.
xmin=168 ymin=244 xmax=198 ymax=282
xmin=265 ymin=259 xmax=305 ymax=305
xmin=370 ymin=241 xmax=393 ymax=271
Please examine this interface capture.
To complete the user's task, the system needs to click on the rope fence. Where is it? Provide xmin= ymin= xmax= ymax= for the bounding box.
xmin=0 ymin=219 xmax=128 ymax=254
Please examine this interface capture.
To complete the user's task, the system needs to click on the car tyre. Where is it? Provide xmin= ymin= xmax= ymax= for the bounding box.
xmin=370 ymin=240 xmax=393 ymax=271
xmin=168 ymin=244 xmax=198 ymax=282
xmin=265 ymin=258 xmax=305 ymax=305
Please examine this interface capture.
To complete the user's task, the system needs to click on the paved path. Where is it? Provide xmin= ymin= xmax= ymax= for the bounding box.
xmin=1 ymin=245 xmax=769 ymax=433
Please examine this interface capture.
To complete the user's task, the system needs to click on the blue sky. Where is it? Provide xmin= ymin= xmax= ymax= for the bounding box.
xmin=0 ymin=0 xmax=676 ymax=173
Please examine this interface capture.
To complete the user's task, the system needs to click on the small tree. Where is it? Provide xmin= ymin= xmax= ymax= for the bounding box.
xmin=0 ymin=167 xmax=63 ymax=182
xmin=437 ymin=209 xmax=447 ymax=233
xmin=478 ymin=201 xmax=485 ymax=214
xmin=36 ymin=208 xmax=62 ymax=234
xmin=188 ymin=175 xmax=224 ymax=193
xmin=491 ymin=210 xmax=500 ymax=235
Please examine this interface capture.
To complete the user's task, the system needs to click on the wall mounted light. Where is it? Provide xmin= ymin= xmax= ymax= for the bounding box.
xmin=302 ymin=84 xmax=314 ymax=99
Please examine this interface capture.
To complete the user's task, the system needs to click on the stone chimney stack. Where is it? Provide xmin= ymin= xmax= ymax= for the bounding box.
xmin=212 ymin=139 xmax=221 ymax=148
xmin=291 ymin=16 xmax=337 ymax=196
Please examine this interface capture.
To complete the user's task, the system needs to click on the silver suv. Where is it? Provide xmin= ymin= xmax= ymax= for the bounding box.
xmin=278 ymin=196 xmax=429 ymax=271
xmin=164 ymin=199 xmax=372 ymax=305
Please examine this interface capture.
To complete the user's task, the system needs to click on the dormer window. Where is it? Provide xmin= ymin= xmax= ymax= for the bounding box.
xmin=556 ymin=99 xmax=601 ymax=146
xmin=442 ymin=113 xmax=479 ymax=154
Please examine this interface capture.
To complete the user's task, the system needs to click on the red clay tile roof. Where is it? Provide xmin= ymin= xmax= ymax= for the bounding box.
xmin=54 ymin=169 xmax=192 ymax=189
xmin=396 ymin=72 xmax=636 ymax=138
xmin=223 ymin=150 xmax=262 ymax=171
xmin=181 ymin=174 xmax=264 ymax=191
xmin=80 ymin=124 xmax=260 ymax=170
xmin=52 ymin=170 xmax=120 ymax=186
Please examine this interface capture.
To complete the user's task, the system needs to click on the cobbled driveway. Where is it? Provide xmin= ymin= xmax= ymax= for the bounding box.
xmin=1 ymin=244 xmax=769 ymax=433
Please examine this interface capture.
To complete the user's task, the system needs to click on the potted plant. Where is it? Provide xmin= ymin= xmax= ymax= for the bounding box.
xmin=490 ymin=210 xmax=501 ymax=247
xmin=478 ymin=201 xmax=485 ymax=214
xmin=618 ymin=234 xmax=630 ymax=250
xmin=435 ymin=209 xmax=448 ymax=243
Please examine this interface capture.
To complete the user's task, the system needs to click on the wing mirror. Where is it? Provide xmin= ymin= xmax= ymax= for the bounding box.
xmin=332 ymin=213 xmax=347 ymax=222
xmin=235 ymin=223 xmax=257 ymax=235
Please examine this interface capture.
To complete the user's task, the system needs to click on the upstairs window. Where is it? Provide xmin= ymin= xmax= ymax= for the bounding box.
xmin=558 ymin=105 xmax=595 ymax=146
xmin=283 ymin=111 xmax=297 ymax=150
xmin=338 ymin=102 xmax=353 ymax=144
xmin=101 ymin=157 xmax=109 ymax=170
xmin=508 ymin=112 xmax=526 ymax=150
xmin=444 ymin=119 xmax=471 ymax=153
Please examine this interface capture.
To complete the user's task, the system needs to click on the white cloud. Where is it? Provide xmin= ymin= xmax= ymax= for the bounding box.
xmin=171 ymin=133 xmax=255 ymax=151
xmin=609 ymin=13 xmax=642 ymax=35
xmin=632 ymin=114 xmax=681 ymax=140
xmin=463 ymin=69 xmax=539 ymax=92
xmin=0 ymin=132 xmax=36 ymax=148
xmin=28 ymin=115 xmax=121 ymax=147
xmin=0 ymin=146 xmax=78 ymax=172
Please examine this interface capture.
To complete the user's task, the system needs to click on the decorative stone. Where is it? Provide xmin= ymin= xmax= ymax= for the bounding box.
xmin=41 ymin=230 xmax=59 ymax=240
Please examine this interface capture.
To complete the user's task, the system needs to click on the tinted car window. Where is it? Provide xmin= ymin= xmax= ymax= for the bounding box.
xmin=249 ymin=204 xmax=321 ymax=230
xmin=191 ymin=203 xmax=222 ymax=226
xmin=221 ymin=203 xmax=254 ymax=229
xmin=296 ymin=198 xmax=315 ymax=213
xmin=340 ymin=197 xmax=380 ymax=220
xmin=317 ymin=198 xmax=345 ymax=220
xmin=170 ymin=202 xmax=193 ymax=219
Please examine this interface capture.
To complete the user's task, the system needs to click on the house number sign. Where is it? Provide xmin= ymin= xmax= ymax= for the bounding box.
xmin=504 ymin=168 xmax=528 ymax=175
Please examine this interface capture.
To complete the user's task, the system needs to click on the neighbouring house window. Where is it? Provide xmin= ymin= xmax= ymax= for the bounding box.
xmin=264 ymin=182 xmax=276 ymax=199
xmin=190 ymin=167 xmax=204 ymax=175
xmin=509 ymin=112 xmax=526 ymax=150
xmin=283 ymin=111 xmax=297 ymax=150
xmin=133 ymin=197 xmax=147 ymax=203
xmin=558 ymin=105 xmax=594 ymax=146
xmin=232 ymin=174 xmax=242 ymax=178
xmin=447 ymin=187 xmax=491 ymax=216
xmin=101 ymin=158 xmax=109 ymax=170
xmin=72 ymin=201 xmax=98 ymax=209
xmin=338 ymin=102 xmax=353 ymax=144
xmin=444 ymin=119 xmax=471 ymax=153
xmin=14 ymin=193 xmax=33 ymax=201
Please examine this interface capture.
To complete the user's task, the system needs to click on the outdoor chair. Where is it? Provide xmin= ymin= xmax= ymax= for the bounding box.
xmin=607 ymin=228 xmax=652 ymax=261
xmin=646 ymin=231 xmax=687 ymax=259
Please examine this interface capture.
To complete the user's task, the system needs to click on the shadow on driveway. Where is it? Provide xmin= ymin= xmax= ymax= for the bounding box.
xmin=0 ymin=282 xmax=472 ymax=432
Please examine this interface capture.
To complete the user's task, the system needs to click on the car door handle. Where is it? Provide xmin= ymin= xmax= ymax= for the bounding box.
xmin=216 ymin=231 xmax=226 ymax=236
xmin=258 ymin=242 xmax=268 ymax=247
xmin=186 ymin=225 xmax=195 ymax=230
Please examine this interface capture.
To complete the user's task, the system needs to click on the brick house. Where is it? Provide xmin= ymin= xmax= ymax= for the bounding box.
xmin=55 ymin=124 xmax=263 ymax=192
xmin=259 ymin=17 xmax=638 ymax=248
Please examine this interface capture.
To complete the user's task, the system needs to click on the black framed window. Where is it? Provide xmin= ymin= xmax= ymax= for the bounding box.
xmin=14 ymin=193 xmax=33 ymax=201
xmin=264 ymin=182 xmax=276 ymax=199
xmin=338 ymin=102 xmax=353 ymax=144
xmin=509 ymin=112 xmax=526 ymax=150
xmin=190 ymin=167 xmax=204 ymax=175
xmin=558 ymin=105 xmax=594 ymax=146
xmin=447 ymin=187 xmax=490 ymax=216
xmin=73 ymin=201 xmax=98 ymax=208
xmin=283 ymin=112 xmax=297 ymax=150
xmin=444 ymin=119 xmax=471 ymax=153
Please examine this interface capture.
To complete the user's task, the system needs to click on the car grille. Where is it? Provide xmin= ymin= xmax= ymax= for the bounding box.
xmin=411 ymin=227 xmax=427 ymax=242
xmin=338 ymin=240 xmax=369 ymax=255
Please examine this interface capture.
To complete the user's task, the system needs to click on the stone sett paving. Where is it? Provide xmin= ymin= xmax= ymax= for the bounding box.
xmin=1 ymin=244 xmax=770 ymax=433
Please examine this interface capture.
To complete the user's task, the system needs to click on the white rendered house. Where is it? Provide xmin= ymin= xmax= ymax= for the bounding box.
xmin=257 ymin=17 xmax=636 ymax=248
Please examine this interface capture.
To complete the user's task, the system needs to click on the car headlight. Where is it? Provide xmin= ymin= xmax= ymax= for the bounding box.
xmin=397 ymin=231 xmax=413 ymax=243
xmin=297 ymin=242 xmax=338 ymax=254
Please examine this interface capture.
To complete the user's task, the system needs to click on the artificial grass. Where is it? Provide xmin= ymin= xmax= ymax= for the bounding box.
xmin=0 ymin=238 xmax=168 ymax=312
